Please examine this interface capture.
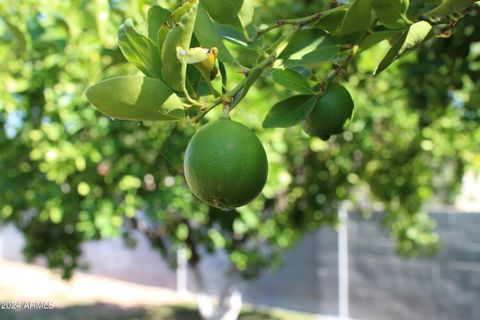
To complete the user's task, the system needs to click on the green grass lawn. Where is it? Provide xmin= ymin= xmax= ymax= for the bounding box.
xmin=0 ymin=303 xmax=316 ymax=320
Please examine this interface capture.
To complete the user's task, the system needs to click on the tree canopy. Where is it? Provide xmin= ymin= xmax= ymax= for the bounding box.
xmin=0 ymin=0 xmax=479 ymax=280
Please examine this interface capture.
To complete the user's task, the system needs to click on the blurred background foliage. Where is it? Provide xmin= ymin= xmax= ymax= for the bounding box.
xmin=0 ymin=0 xmax=479 ymax=279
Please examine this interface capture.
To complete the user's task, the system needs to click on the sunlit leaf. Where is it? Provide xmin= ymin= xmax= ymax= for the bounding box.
xmin=147 ymin=5 xmax=170 ymax=42
xmin=162 ymin=3 xmax=198 ymax=91
xmin=85 ymin=76 xmax=184 ymax=121
xmin=280 ymin=46 xmax=340 ymax=68
xmin=359 ymin=29 xmax=402 ymax=52
xmin=375 ymin=21 xmax=433 ymax=75
xmin=118 ymin=19 xmax=163 ymax=79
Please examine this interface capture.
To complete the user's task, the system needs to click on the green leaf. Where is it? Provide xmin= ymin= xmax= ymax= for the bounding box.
xmin=171 ymin=1 xmax=196 ymax=23
xmin=202 ymin=0 xmax=254 ymax=31
xmin=359 ymin=30 xmax=402 ymax=52
xmin=3 ymin=18 xmax=27 ymax=53
xmin=272 ymin=69 xmax=314 ymax=94
xmin=372 ymin=0 xmax=410 ymax=29
xmin=397 ymin=21 xmax=433 ymax=55
xmin=157 ymin=25 xmax=170 ymax=49
xmin=315 ymin=8 xmax=348 ymax=34
xmin=147 ymin=5 xmax=170 ymax=43
xmin=85 ymin=76 xmax=184 ymax=121
xmin=231 ymin=68 xmax=263 ymax=109
xmin=118 ymin=19 xmax=163 ymax=79
xmin=219 ymin=61 xmax=227 ymax=93
xmin=425 ymin=0 xmax=477 ymax=17
xmin=375 ymin=21 xmax=433 ymax=75
xmin=194 ymin=1 xmax=236 ymax=64
xmin=215 ymin=24 xmax=250 ymax=47
xmin=262 ymin=95 xmax=318 ymax=128
xmin=161 ymin=3 xmax=198 ymax=92
xmin=374 ymin=32 xmax=408 ymax=75
xmin=278 ymin=29 xmax=341 ymax=67
xmin=280 ymin=45 xmax=340 ymax=68
xmin=279 ymin=29 xmax=327 ymax=59
xmin=339 ymin=0 xmax=372 ymax=34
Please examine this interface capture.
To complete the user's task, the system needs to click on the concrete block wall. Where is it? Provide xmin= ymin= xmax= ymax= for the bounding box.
xmin=187 ymin=211 xmax=480 ymax=320
xmin=347 ymin=212 xmax=480 ymax=320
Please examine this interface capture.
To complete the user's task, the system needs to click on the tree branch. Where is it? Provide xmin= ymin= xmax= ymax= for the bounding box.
xmin=251 ymin=5 xmax=348 ymax=42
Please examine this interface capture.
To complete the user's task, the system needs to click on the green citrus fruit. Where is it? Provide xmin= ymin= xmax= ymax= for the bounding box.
xmin=303 ymin=83 xmax=354 ymax=141
xmin=184 ymin=119 xmax=268 ymax=210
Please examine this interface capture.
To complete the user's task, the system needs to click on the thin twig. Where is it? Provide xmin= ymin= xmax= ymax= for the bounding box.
xmin=251 ymin=5 xmax=348 ymax=42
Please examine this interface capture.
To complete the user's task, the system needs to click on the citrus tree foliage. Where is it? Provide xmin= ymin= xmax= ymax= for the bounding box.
xmin=0 ymin=0 xmax=479 ymax=278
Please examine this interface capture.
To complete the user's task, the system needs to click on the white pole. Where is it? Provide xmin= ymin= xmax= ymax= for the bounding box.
xmin=338 ymin=202 xmax=349 ymax=320
xmin=176 ymin=247 xmax=188 ymax=297
xmin=0 ymin=225 xmax=4 ymax=261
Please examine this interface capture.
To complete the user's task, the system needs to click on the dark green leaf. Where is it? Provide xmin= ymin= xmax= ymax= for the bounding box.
xmin=118 ymin=19 xmax=163 ymax=79
xmin=272 ymin=69 xmax=314 ymax=94
xmin=372 ymin=0 xmax=410 ymax=29
xmin=215 ymin=24 xmax=250 ymax=47
xmin=359 ymin=30 xmax=402 ymax=52
xmin=194 ymin=1 xmax=236 ymax=64
xmin=425 ymin=0 xmax=477 ymax=17
xmin=186 ymin=64 xmax=201 ymax=97
xmin=262 ymin=95 xmax=318 ymax=128
xmin=219 ymin=62 xmax=227 ymax=93
xmin=85 ymin=76 xmax=184 ymax=121
xmin=231 ymin=68 xmax=263 ymax=109
xmin=147 ymin=5 xmax=170 ymax=43
xmin=315 ymin=8 xmax=348 ymax=34
xmin=374 ymin=32 xmax=408 ymax=76
xmin=375 ymin=21 xmax=433 ymax=75
xmin=3 ymin=18 xmax=27 ymax=53
xmin=339 ymin=0 xmax=372 ymax=34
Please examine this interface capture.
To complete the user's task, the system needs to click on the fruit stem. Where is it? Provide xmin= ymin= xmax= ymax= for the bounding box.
xmin=322 ymin=50 xmax=355 ymax=90
xmin=222 ymin=103 xmax=231 ymax=119
xmin=193 ymin=55 xmax=276 ymax=122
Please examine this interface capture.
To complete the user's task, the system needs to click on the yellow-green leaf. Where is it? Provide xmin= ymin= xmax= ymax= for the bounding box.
xmin=375 ymin=21 xmax=433 ymax=75
xmin=85 ymin=76 xmax=185 ymax=121
xmin=118 ymin=19 xmax=163 ymax=79
xmin=161 ymin=3 xmax=198 ymax=91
